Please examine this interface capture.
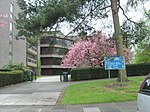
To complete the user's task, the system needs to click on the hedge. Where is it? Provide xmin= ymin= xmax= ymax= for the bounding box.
xmin=71 ymin=63 xmax=150 ymax=81
xmin=0 ymin=70 xmax=24 ymax=87
xmin=0 ymin=69 xmax=11 ymax=71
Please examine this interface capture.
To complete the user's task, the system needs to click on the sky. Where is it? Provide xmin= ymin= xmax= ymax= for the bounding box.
xmin=60 ymin=0 xmax=150 ymax=36
xmin=22 ymin=0 xmax=150 ymax=36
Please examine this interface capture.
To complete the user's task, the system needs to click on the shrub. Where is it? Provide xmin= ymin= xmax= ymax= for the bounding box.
xmin=71 ymin=63 xmax=150 ymax=81
xmin=3 ymin=62 xmax=33 ymax=81
xmin=0 ymin=69 xmax=11 ymax=71
xmin=0 ymin=70 xmax=24 ymax=87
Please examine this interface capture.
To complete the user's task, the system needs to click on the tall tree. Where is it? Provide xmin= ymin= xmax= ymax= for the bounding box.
xmin=122 ymin=8 xmax=150 ymax=64
xmin=110 ymin=0 xmax=128 ymax=82
xmin=61 ymin=31 xmax=132 ymax=68
xmin=134 ymin=40 xmax=150 ymax=64
xmin=16 ymin=0 xmax=148 ymax=82
xmin=121 ymin=9 xmax=150 ymax=47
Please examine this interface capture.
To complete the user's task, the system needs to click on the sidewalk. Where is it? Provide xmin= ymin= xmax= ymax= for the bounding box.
xmin=0 ymin=76 xmax=137 ymax=112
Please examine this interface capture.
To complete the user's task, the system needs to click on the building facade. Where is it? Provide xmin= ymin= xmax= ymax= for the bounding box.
xmin=0 ymin=0 xmax=38 ymax=69
xmin=40 ymin=32 xmax=73 ymax=75
xmin=0 ymin=0 xmax=74 ymax=75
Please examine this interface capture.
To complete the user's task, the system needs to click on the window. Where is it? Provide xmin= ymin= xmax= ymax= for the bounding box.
xmin=143 ymin=79 xmax=150 ymax=90
xmin=9 ymin=35 xmax=13 ymax=41
xmin=9 ymin=54 xmax=12 ymax=61
xmin=10 ymin=13 xmax=13 ymax=18
xmin=9 ymin=48 xmax=12 ymax=61
xmin=10 ymin=3 xmax=14 ymax=13
xmin=9 ymin=22 xmax=13 ymax=32
xmin=142 ymin=78 xmax=150 ymax=95
xmin=9 ymin=42 xmax=12 ymax=52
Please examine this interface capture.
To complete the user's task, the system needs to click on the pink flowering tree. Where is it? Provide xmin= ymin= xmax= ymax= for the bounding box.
xmin=61 ymin=31 xmax=132 ymax=67
xmin=0 ymin=14 xmax=8 ymax=27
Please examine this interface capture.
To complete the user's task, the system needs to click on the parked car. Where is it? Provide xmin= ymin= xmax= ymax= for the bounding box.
xmin=137 ymin=73 xmax=150 ymax=112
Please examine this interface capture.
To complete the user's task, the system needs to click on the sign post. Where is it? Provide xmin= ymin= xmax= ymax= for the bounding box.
xmin=104 ymin=56 xmax=125 ymax=83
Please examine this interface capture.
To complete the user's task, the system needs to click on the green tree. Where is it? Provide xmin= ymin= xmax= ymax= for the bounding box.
xmin=121 ymin=19 xmax=150 ymax=48
xmin=16 ymin=0 xmax=149 ymax=82
xmin=121 ymin=8 xmax=150 ymax=64
xmin=134 ymin=40 xmax=150 ymax=63
xmin=121 ymin=1 xmax=150 ymax=47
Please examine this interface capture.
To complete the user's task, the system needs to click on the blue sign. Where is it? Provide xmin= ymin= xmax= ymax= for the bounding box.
xmin=104 ymin=56 xmax=125 ymax=70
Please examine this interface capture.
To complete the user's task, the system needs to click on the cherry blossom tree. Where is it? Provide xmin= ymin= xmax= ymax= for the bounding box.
xmin=0 ymin=14 xmax=8 ymax=27
xmin=61 ymin=31 xmax=132 ymax=67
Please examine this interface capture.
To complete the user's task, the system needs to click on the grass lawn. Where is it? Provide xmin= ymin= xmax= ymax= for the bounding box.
xmin=36 ymin=75 xmax=43 ymax=79
xmin=61 ymin=76 xmax=146 ymax=104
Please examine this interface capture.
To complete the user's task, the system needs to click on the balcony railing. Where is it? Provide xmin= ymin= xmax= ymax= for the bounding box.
xmin=27 ymin=42 xmax=37 ymax=55
xmin=41 ymin=65 xmax=74 ymax=69
xmin=40 ymin=54 xmax=64 ymax=58
xmin=40 ymin=44 xmax=68 ymax=49
xmin=27 ymin=57 xmax=37 ymax=67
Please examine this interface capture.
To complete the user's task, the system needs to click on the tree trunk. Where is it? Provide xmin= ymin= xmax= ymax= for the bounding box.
xmin=110 ymin=0 xmax=128 ymax=82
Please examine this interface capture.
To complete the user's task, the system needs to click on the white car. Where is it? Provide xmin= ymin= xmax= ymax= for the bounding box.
xmin=137 ymin=73 xmax=150 ymax=112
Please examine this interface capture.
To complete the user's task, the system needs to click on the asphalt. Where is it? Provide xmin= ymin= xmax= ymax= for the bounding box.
xmin=0 ymin=76 xmax=137 ymax=112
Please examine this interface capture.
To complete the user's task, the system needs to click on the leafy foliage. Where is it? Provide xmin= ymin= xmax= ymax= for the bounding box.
xmin=16 ymin=0 xmax=149 ymax=81
xmin=16 ymin=0 xmax=111 ymax=39
xmin=16 ymin=0 xmax=82 ymax=37
xmin=0 ymin=70 xmax=24 ymax=87
xmin=3 ymin=62 xmax=33 ymax=81
xmin=16 ymin=0 xmax=150 ymax=44
xmin=121 ymin=7 xmax=150 ymax=47
xmin=0 ymin=14 xmax=8 ymax=27
xmin=61 ymin=31 xmax=132 ymax=67
xmin=134 ymin=40 xmax=150 ymax=63
xmin=121 ymin=20 xmax=150 ymax=47
xmin=127 ymin=0 xmax=149 ymax=8
xmin=71 ymin=63 xmax=150 ymax=81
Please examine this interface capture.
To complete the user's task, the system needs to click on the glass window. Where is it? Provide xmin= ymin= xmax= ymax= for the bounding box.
xmin=10 ymin=13 xmax=13 ymax=18
xmin=9 ymin=43 xmax=12 ymax=52
xmin=9 ymin=34 xmax=13 ymax=60
xmin=9 ymin=53 xmax=12 ymax=61
xmin=10 ymin=3 xmax=14 ymax=13
xmin=9 ymin=44 xmax=12 ymax=61
xmin=9 ymin=35 xmax=13 ymax=41
xmin=141 ymin=78 xmax=150 ymax=95
xmin=143 ymin=79 xmax=150 ymax=91
xmin=10 ymin=22 xmax=13 ymax=32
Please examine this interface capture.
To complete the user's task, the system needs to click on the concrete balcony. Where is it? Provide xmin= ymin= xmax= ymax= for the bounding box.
xmin=27 ymin=43 xmax=37 ymax=55
xmin=41 ymin=65 xmax=63 ymax=68
xmin=40 ymin=54 xmax=64 ymax=58
xmin=27 ymin=57 xmax=37 ymax=67
xmin=41 ymin=65 xmax=74 ymax=69
xmin=40 ymin=44 xmax=68 ymax=49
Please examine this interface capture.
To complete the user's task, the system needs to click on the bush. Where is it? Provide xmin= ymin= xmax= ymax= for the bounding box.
xmin=0 ymin=69 xmax=11 ymax=71
xmin=126 ymin=63 xmax=150 ymax=76
xmin=71 ymin=63 xmax=150 ymax=81
xmin=3 ymin=62 xmax=33 ymax=81
xmin=0 ymin=70 xmax=24 ymax=87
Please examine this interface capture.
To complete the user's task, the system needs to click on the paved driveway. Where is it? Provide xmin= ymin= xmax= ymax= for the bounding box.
xmin=0 ymin=76 xmax=137 ymax=112
xmin=0 ymin=76 xmax=70 ymax=106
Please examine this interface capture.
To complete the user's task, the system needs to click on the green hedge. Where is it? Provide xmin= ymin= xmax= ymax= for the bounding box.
xmin=71 ymin=63 xmax=150 ymax=81
xmin=0 ymin=69 xmax=11 ymax=71
xmin=0 ymin=70 xmax=24 ymax=87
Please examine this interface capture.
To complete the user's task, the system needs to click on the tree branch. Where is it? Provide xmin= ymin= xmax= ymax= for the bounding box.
xmin=142 ymin=4 xmax=150 ymax=19
xmin=65 ymin=5 xmax=111 ymax=37
xmin=119 ymin=5 xmax=137 ymax=24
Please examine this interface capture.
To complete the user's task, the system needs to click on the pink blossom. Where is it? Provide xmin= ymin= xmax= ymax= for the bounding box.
xmin=61 ymin=32 xmax=132 ymax=67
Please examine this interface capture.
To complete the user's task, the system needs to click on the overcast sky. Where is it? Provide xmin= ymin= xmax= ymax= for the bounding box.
xmin=61 ymin=0 xmax=150 ymax=36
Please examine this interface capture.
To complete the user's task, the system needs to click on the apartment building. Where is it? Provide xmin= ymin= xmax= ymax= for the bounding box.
xmin=0 ymin=0 xmax=38 ymax=69
xmin=40 ymin=32 xmax=74 ymax=75
xmin=0 ymin=0 xmax=75 ymax=75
